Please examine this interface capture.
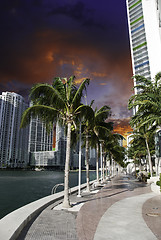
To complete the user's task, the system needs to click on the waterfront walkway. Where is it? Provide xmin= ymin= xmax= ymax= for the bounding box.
xmin=17 ymin=175 xmax=161 ymax=240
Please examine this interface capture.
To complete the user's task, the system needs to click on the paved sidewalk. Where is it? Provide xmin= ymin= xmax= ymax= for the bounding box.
xmin=17 ymin=175 xmax=161 ymax=240
xmin=94 ymin=192 xmax=157 ymax=240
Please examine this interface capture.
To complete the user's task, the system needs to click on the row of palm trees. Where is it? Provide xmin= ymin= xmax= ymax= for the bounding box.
xmin=21 ymin=76 xmax=125 ymax=208
xmin=128 ymin=72 xmax=161 ymax=177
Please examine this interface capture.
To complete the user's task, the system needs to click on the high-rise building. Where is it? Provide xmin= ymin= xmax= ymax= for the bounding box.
xmin=0 ymin=92 xmax=29 ymax=168
xmin=28 ymin=115 xmax=55 ymax=167
xmin=55 ymin=122 xmax=66 ymax=166
xmin=28 ymin=116 xmax=53 ymax=153
xmin=126 ymin=0 xmax=161 ymax=93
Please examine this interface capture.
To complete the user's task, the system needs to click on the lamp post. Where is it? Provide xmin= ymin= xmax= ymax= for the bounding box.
xmin=77 ymin=122 xmax=82 ymax=197
xmin=100 ymin=141 xmax=103 ymax=183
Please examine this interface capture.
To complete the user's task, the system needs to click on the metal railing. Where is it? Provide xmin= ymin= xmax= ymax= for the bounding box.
xmin=51 ymin=183 xmax=71 ymax=195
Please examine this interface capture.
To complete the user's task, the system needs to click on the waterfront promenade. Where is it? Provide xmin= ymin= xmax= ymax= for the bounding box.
xmin=16 ymin=174 xmax=161 ymax=240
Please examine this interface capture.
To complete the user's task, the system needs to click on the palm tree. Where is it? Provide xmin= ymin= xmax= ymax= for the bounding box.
xmin=81 ymin=103 xmax=94 ymax=192
xmin=93 ymin=106 xmax=113 ymax=182
xmin=128 ymin=135 xmax=148 ymax=175
xmin=103 ymin=133 xmax=126 ymax=175
xmin=128 ymin=72 xmax=161 ymax=129
xmin=20 ymin=76 xmax=93 ymax=208
xmin=128 ymin=73 xmax=161 ymax=177
xmin=128 ymin=128 xmax=155 ymax=177
xmin=82 ymin=105 xmax=113 ymax=189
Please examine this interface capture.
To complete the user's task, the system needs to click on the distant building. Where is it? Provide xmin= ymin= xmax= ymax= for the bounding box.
xmin=126 ymin=0 xmax=161 ymax=94
xmin=89 ymin=147 xmax=97 ymax=168
xmin=0 ymin=92 xmax=96 ymax=169
xmin=28 ymin=114 xmax=56 ymax=167
xmin=28 ymin=116 xmax=53 ymax=153
xmin=55 ymin=122 xmax=66 ymax=167
xmin=0 ymin=92 xmax=29 ymax=168
xmin=30 ymin=151 xmax=58 ymax=168
xmin=29 ymin=121 xmax=67 ymax=168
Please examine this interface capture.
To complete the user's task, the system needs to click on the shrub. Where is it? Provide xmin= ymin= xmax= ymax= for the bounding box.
xmin=156 ymin=174 xmax=161 ymax=189
xmin=137 ymin=171 xmax=148 ymax=182
xmin=156 ymin=181 xmax=161 ymax=186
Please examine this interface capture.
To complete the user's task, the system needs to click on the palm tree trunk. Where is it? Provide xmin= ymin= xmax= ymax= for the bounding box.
xmin=62 ymin=121 xmax=71 ymax=208
xmin=109 ymin=156 xmax=112 ymax=177
xmin=145 ymin=137 xmax=153 ymax=177
xmin=96 ymin=143 xmax=99 ymax=183
xmin=86 ymin=135 xmax=90 ymax=192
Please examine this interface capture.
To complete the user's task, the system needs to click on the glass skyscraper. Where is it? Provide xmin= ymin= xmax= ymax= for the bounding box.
xmin=126 ymin=0 xmax=161 ymax=93
xmin=0 ymin=92 xmax=29 ymax=168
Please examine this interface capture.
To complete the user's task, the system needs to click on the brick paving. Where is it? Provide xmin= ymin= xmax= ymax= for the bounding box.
xmin=143 ymin=195 xmax=161 ymax=240
xmin=76 ymin=176 xmax=152 ymax=240
xmin=17 ymin=175 xmax=161 ymax=240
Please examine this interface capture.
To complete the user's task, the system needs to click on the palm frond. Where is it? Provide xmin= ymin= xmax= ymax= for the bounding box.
xmin=72 ymin=78 xmax=90 ymax=107
xmin=74 ymin=104 xmax=94 ymax=122
xmin=52 ymin=77 xmax=66 ymax=100
xmin=20 ymin=105 xmax=60 ymax=128
xmin=66 ymin=76 xmax=76 ymax=102
xmin=30 ymin=83 xmax=65 ymax=109
xmin=95 ymin=105 xmax=111 ymax=122
xmin=90 ymin=100 xmax=95 ymax=107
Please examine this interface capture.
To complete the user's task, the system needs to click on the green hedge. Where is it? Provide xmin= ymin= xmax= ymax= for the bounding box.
xmin=156 ymin=173 xmax=161 ymax=190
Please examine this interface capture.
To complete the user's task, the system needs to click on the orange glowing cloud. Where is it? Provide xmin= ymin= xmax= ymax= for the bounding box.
xmin=0 ymin=28 xmax=133 ymax=124
xmin=0 ymin=29 xmax=132 ymax=88
xmin=99 ymin=83 xmax=107 ymax=85
xmin=111 ymin=118 xmax=133 ymax=147
xmin=91 ymin=72 xmax=107 ymax=78
xmin=46 ymin=51 xmax=54 ymax=62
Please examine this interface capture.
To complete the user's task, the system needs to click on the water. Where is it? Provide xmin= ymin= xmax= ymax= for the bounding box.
xmin=0 ymin=170 xmax=96 ymax=219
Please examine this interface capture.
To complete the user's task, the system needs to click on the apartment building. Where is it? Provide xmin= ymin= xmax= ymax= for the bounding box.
xmin=0 ymin=92 xmax=29 ymax=168
xmin=126 ymin=0 xmax=161 ymax=93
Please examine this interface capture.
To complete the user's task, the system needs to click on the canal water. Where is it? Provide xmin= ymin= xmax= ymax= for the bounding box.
xmin=0 ymin=170 xmax=96 ymax=219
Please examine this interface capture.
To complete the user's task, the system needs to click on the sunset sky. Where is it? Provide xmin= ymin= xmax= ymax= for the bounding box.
xmin=0 ymin=0 xmax=134 ymax=139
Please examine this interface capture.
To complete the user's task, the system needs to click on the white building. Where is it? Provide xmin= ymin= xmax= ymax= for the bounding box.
xmin=126 ymin=0 xmax=161 ymax=93
xmin=0 ymin=92 xmax=29 ymax=168
xmin=28 ymin=114 xmax=56 ymax=167
xmin=28 ymin=116 xmax=53 ymax=153
xmin=126 ymin=0 xmax=161 ymax=174
xmin=29 ymin=121 xmax=67 ymax=168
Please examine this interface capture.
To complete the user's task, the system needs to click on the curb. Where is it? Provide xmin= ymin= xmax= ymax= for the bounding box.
xmin=0 ymin=180 xmax=95 ymax=240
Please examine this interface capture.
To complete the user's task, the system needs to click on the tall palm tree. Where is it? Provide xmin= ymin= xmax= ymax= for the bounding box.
xmin=93 ymin=106 xmax=113 ymax=182
xmin=128 ymin=73 xmax=161 ymax=177
xmin=128 ymin=134 xmax=149 ymax=175
xmin=81 ymin=104 xmax=94 ymax=192
xmin=103 ymin=133 xmax=126 ymax=174
xmin=20 ymin=76 xmax=93 ymax=208
xmin=128 ymin=72 xmax=161 ymax=128
xmin=128 ymin=127 xmax=155 ymax=177
xmin=82 ymin=105 xmax=113 ymax=189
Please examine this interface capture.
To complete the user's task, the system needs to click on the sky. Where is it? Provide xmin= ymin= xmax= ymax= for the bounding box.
xmin=0 ymin=0 xmax=133 ymax=139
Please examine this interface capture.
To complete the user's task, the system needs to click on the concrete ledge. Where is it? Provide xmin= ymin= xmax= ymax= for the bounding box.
xmin=147 ymin=176 xmax=159 ymax=184
xmin=0 ymin=180 xmax=95 ymax=240
xmin=151 ymin=182 xmax=161 ymax=195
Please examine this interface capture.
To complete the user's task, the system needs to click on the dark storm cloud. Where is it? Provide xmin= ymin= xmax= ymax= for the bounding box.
xmin=48 ymin=1 xmax=105 ymax=29
xmin=0 ymin=0 xmax=133 ymax=135
xmin=48 ymin=2 xmax=86 ymax=21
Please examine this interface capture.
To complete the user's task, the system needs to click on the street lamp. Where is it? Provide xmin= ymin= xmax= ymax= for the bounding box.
xmin=77 ymin=122 xmax=82 ymax=197
xmin=100 ymin=140 xmax=103 ymax=183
